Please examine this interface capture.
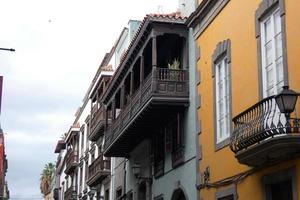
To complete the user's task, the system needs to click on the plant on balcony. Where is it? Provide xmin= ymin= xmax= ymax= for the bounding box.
xmin=40 ymin=162 xmax=55 ymax=197
xmin=168 ymin=58 xmax=180 ymax=81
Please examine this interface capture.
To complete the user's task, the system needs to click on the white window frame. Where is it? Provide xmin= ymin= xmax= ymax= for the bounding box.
xmin=260 ymin=7 xmax=284 ymax=98
xmin=215 ymin=57 xmax=230 ymax=144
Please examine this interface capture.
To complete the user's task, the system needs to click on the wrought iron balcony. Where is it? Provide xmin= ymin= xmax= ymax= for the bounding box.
xmin=64 ymin=186 xmax=77 ymax=200
xmin=87 ymin=154 xmax=111 ymax=187
xmin=89 ymin=104 xmax=106 ymax=142
xmin=104 ymin=67 xmax=189 ymax=157
xmin=230 ymin=95 xmax=300 ymax=166
xmin=64 ymin=149 xmax=78 ymax=174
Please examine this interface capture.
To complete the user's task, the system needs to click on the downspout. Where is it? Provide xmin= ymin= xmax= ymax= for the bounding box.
xmin=123 ymin=158 xmax=127 ymax=199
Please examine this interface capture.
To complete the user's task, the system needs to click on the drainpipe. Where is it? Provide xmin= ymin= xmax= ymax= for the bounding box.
xmin=146 ymin=140 xmax=152 ymax=200
xmin=123 ymin=158 xmax=127 ymax=199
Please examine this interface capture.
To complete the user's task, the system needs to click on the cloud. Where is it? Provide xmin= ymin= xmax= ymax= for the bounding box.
xmin=0 ymin=0 xmax=178 ymax=196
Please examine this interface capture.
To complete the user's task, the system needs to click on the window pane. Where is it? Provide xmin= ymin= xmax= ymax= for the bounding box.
xmin=276 ymin=57 xmax=284 ymax=82
xmin=275 ymin=33 xmax=282 ymax=58
xmin=266 ymin=66 xmax=274 ymax=89
xmin=265 ymin=41 xmax=273 ymax=66
xmin=264 ymin=18 xmax=272 ymax=43
xmin=274 ymin=10 xmax=281 ymax=34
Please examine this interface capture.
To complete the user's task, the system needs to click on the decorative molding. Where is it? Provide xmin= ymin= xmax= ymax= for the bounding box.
xmin=189 ymin=0 xmax=230 ymax=39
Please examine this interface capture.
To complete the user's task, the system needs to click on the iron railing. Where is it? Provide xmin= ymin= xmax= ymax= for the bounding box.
xmin=104 ymin=67 xmax=189 ymax=150
xmin=230 ymin=95 xmax=300 ymax=153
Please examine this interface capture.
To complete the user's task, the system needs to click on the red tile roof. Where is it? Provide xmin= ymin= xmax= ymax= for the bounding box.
xmin=102 ymin=12 xmax=187 ymax=103
xmin=100 ymin=64 xmax=113 ymax=72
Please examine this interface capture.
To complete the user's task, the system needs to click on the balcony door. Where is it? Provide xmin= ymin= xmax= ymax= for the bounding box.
xmin=260 ymin=8 xmax=284 ymax=98
xmin=265 ymin=180 xmax=293 ymax=200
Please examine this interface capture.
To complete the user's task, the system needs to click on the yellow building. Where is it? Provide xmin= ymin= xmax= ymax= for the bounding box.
xmin=187 ymin=0 xmax=300 ymax=199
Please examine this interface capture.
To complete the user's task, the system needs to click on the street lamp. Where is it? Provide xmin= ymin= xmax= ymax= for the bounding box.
xmin=275 ymin=86 xmax=298 ymax=115
xmin=0 ymin=48 xmax=15 ymax=52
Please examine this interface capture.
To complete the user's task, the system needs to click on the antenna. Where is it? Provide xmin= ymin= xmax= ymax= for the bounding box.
xmin=157 ymin=5 xmax=163 ymax=14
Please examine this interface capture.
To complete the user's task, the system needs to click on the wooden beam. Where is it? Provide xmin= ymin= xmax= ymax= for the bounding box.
xmin=140 ymin=55 xmax=144 ymax=84
xmin=130 ymin=71 xmax=134 ymax=96
xmin=152 ymin=36 xmax=157 ymax=68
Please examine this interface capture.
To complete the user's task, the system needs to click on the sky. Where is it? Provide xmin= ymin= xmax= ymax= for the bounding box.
xmin=0 ymin=0 xmax=178 ymax=198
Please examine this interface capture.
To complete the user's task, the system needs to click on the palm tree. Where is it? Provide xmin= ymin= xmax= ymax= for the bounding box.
xmin=40 ymin=162 xmax=55 ymax=197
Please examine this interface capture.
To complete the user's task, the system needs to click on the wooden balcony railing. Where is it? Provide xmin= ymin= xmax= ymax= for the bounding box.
xmin=172 ymin=146 xmax=185 ymax=168
xmin=89 ymin=104 xmax=106 ymax=141
xmin=64 ymin=186 xmax=76 ymax=200
xmin=230 ymin=95 xmax=300 ymax=153
xmin=104 ymin=67 xmax=189 ymax=152
xmin=87 ymin=155 xmax=111 ymax=186
xmin=65 ymin=149 xmax=78 ymax=174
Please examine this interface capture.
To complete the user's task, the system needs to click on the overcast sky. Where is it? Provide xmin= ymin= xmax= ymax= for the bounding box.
xmin=0 ymin=0 xmax=177 ymax=198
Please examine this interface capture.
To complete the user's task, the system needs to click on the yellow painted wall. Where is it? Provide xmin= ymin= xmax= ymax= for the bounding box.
xmin=196 ymin=0 xmax=300 ymax=199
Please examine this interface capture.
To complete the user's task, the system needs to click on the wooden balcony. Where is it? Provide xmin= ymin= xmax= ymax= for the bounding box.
xmin=87 ymin=154 xmax=111 ymax=187
xmin=64 ymin=186 xmax=77 ymax=200
xmin=230 ymin=95 xmax=300 ymax=167
xmin=88 ymin=105 xmax=106 ymax=142
xmin=104 ymin=67 xmax=189 ymax=157
xmin=64 ymin=149 xmax=78 ymax=175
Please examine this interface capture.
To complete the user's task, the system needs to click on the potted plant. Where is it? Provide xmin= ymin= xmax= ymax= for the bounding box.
xmin=168 ymin=58 xmax=180 ymax=81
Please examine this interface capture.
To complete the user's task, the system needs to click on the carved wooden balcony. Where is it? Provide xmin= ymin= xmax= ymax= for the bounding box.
xmin=64 ymin=149 xmax=78 ymax=175
xmin=230 ymin=95 xmax=300 ymax=167
xmin=104 ymin=67 xmax=189 ymax=157
xmin=87 ymin=154 xmax=111 ymax=187
xmin=64 ymin=186 xmax=77 ymax=200
xmin=89 ymin=104 xmax=106 ymax=142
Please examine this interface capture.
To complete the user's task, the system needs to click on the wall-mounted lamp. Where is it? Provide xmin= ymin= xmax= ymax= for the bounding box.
xmin=131 ymin=163 xmax=152 ymax=183
xmin=275 ymin=86 xmax=299 ymax=116
xmin=132 ymin=163 xmax=141 ymax=178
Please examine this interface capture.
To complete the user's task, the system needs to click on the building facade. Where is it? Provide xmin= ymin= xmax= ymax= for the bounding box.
xmin=101 ymin=12 xmax=198 ymax=200
xmin=54 ymin=20 xmax=142 ymax=200
xmin=187 ymin=0 xmax=300 ymax=199
xmin=0 ymin=76 xmax=9 ymax=200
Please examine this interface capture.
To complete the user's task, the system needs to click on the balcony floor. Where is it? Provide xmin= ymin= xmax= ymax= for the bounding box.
xmin=104 ymin=100 xmax=188 ymax=157
xmin=235 ymin=135 xmax=300 ymax=167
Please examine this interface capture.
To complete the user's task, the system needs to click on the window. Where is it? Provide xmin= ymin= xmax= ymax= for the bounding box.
xmin=263 ymin=168 xmax=296 ymax=200
xmin=86 ymin=123 xmax=89 ymax=151
xmin=79 ymin=166 xmax=83 ymax=189
xmin=260 ymin=8 xmax=284 ymax=97
xmin=218 ymin=195 xmax=234 ymax=200
xmin=62 ymin=181 xmax=65 ymax=200
xmin=104 ymin=189 xmax=110 ymax=200
xmin=91 ymin=152 xmax=95 ymax=163
xmin=127 ymin=191 xmax=134 ymax=200
xmin=116 ymin=187 xmax=122 ymax=200
xmin=215 ymin=58 xmax=230 ymax=143
xmin=215 ymin=186 xmax=236 ymax=200
xmin=170 ymin=113 xmax=184 ymax=168
xmin=153 ymin=128 xmax=165 ymax=178
xmin=80 ymin=126 xmax=84 ymax=157
xmin=256 ymin=0 xmax=287 ymax=98
xmin=212 ymin=40 xmax=231 ymax=150
xmin=84 ymin=161 xmax=88 ymax=188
